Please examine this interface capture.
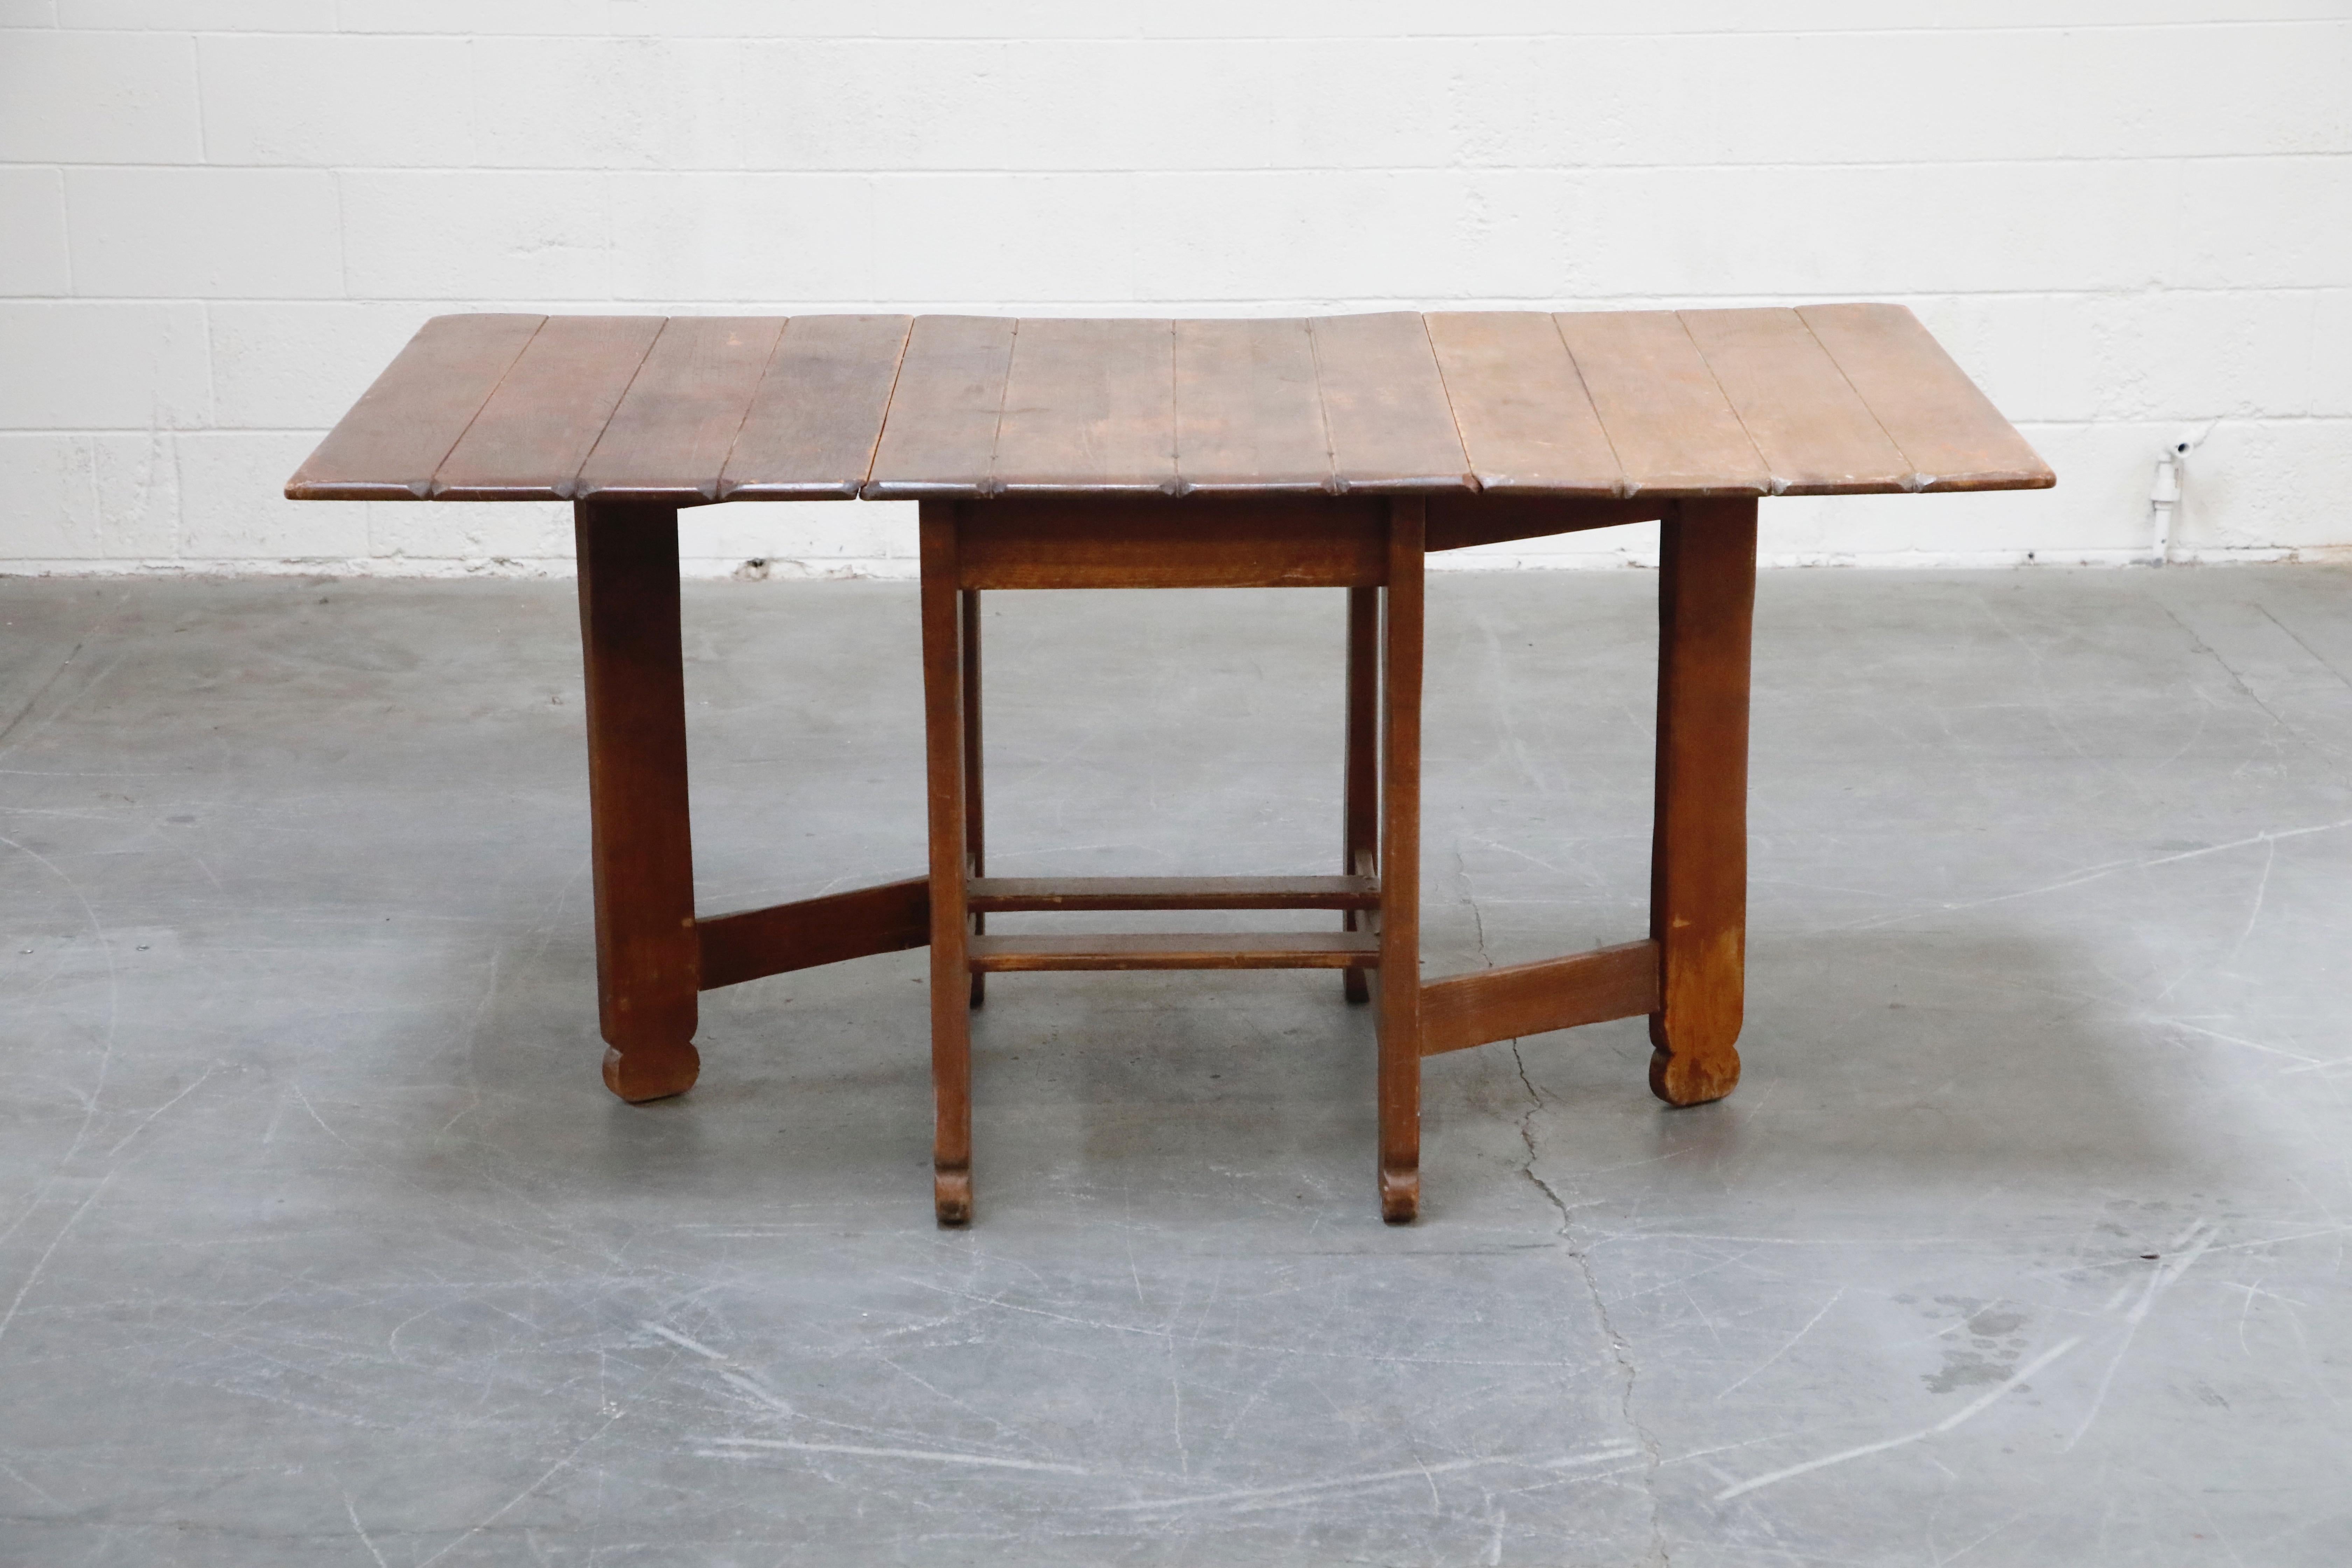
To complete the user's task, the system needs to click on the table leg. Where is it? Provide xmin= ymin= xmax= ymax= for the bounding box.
xmin=1648 ymin=497 xmax=1757 ymax=1107
xmin=962 ymin=588 xmax=987 ymax=1009
xmin=921 ymin=504 xmax=974 ymax=1224
xmin=574 ymin=500 xmax=700 ymax=1103
xmin=1378 ymin=499 xmax=1426 ymax=1223
xmin=1342 ymin=585 xmax=1379 ymax=1004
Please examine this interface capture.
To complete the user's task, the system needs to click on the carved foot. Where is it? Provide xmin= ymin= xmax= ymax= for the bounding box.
xmin=1648 ymin=1043 xmax=1740 ymax=1107
xmin=934 ymin=1164 xmax=973 ymax=1227
xmin=1380 ymin=1163 xmax=1419 ymax=1224
xmin=602 ymin=1041 xmax=700 ymax=1104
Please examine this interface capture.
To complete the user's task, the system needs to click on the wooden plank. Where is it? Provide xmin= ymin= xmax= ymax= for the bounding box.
xmin=722 ymin=314 xmax=912 ymax=500
xmin=1426 ymin=495 xmax=1662 ymax=552
xmin=957 ymin=497 xmax=1386 ymax=590
xmin=990 ymin=317 xmax=1178 ymax=495
xmin=574 ymin=500 xmax=700 ymax=1103
xmin=1424 ymin=312 xmax=1622 ymax=496
xmin=1420 ymin=940 xmax=1661 ymax=1057
xmin=968 ymin=875 xmax=1377 ymax=912
xmin=968 ymin=932 xmax=1378 ymax=971
xmin=1798 ymin=303 xmax=2055 ymax=492
xmin=695 ymin=878 xmax=929 ymax=991
xmin=1309 ymin=313 xmax=1473 ymax=493
xmin=573 ymin=316 xmax=784 ymax=504
xmin=286 ymin=314 xmax=544 ymax=500
xmin=1552 ymin=310 xmax=1768 ymax=498
xmin=1172 ymin=317 xmax=1332 ymax=494
xmin=432 ymin=316 xmax=664 ymax=501
xmin=920 ymin=502 xmax=973 ymax=1224
xmin=1377 ymin=498 xmax=1426 ymax=1223
xmin=1648 ymin=498 xmax=1756 ymax=1108
xmin=863 ymin=316 xmax=1018 ymax=500
xmin=1677 ymin=308 xmax=1912 ymax=496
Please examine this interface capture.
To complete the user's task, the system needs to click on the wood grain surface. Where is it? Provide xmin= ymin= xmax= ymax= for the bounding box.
xmin=294 ymin=307 xmax=2050 ymax=505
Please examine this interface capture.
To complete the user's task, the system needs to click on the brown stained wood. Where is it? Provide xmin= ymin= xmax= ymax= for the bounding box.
xmin=864 ymin=317 xmax=1018 ymax=500
xmin=721 ymin=314 xmax=912 ymax=500
xmin=574 ymin=316 xmax=784 ymax=504
xmin=575 ymin=501 xmax=699 ymax=1103
xmin=1309 ymin=314 xmax=1474 ymax=493
xmin=1552 ymin=310 xmax=1768 ymax=498
xmin=956 ymin=497 xmax=1386 ymax=590
xmin=695 ymin=878 xmax=929 ymax=991
xmin=968 ymin=875 xmax=1377 ymax=912
xmin=968 ymin=932 xmax=1378 ymax=971
xmin=961 ymin=588 xmax=986 ymax=1008
xmin=1649 ymin=498 xmax=1756 ymax=1108
xmin=1677 ymin=309 xmax=1912 ymax=496
xmin=1798 ymin=303 xmax=2056 ymax=492
xmin=1424 ymin=312 xmax=1622 ymax=496
xmin=433 ymin=317 xmax=665 ymax=501
xmin=1426 ymin=495 xmax=1664 ymax=553
xmin=1420 ymin=940 xmax=1661 ymax=1057
xmin=920 ymin=502 xmax=974 ymax=1224
xmin=1173 ymin=317 xmax=1332 ymax=493
xmin=991 ymin=317 xmax=1177 ymax=495
xmin=1377 ymin=498 xmax=1426 ymax=1223
xmin=1343 ymin=586 xmax=1379 ymax=1005
xmin=287 ymin=314 xmax=545 ymax=500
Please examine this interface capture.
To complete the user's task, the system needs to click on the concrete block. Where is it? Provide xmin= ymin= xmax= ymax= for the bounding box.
xmin=177 ymin=430 xmax=367 ymax=561
xmin=67 ymin=169 xmax=343 ymax=299
xmin=869 ymin=175 xmax=1138 ymax=306
xmin=59 ymin=1 xmax=333 ymax=25
xmin=0 ymin=2 xmax=60 ymax=25
xmin=2312 ymin=292 xmax=2352 ymax=418
xmin=0 ymin=31 xmax=200 ymax=162
xmin=341 ymin=172 xmax=608 ymax=300
xmin=199 ymin=35 xmax=474 ymax=167
xmin=678 ymin=499 xmax=915 ymax=570
xmin=0 ymin=434 xmax=99 ymax=560
xmin=365 ymin=499 xmax=569 ymax=566
xmin=606 ymin=174 xmax=875 ymax=304
xmin=210 ymin=303 xmax=433 ymax=429
xmin=2180 ymin=419 xmax=2352 ymax=554
xmin=466 ymin=36 xmax=663 ymax=169
xmin=0 ymin=168 xmax=70 ymax=295
xmin=0 ymin=303 xmax=210 ymax=430
xmin=91 ymin=430 xmax=181 ymax=556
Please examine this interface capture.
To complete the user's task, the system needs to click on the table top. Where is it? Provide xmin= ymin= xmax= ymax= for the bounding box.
xmin=286 ymin=307 xmax=2052 ymax=507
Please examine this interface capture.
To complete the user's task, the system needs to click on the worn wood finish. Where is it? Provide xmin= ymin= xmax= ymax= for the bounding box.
xmin=1424 ymin=311 xmax=1622 ymax=496
xmin=957 ymin=497 xmax=1387 ymax=590
xmin=1798 ymin=303 xmax=2056 ymax=492
xmin=695 ymin=878 xmax=929 ymax=991
xmin=865 ymin=317 xmax=1020 ymax=500
xmin=1173 ymin=317 xmax=1332 ymax=493
xmin=1649 ymin=498 xmax=1757 ymax=1107
xmin=574 ymin=501 xmax=700 ymax=1102
xmin=287 ymin=314 xmax=544 ymax=500
xmin=969 ymin=875 xmax=1377 ymax=912
xmin=1678 ymin=309 xmax=1912 ymax=496
xmin=961 ymin=588 xmax=986 ymax=1008
xmin=919 ymin=502 xmax=974 ymax=1224
xmin=1343 ymin=586 xmax=1379 ymax=1004
xmin=1377 ymin=498 xmax=1426 ymax=1222
xmin=1310 ymin=314 xmax=1474 ymax=493
xmin=574 ymin=316 xmax=783 ymax=504
xmin=969 ymin=932 xmax=1378 ymax=971
xmin=720 ymin=314 xmax=912 ymax=500
xmin=992 ymin=317 xmax=1178 ymax=494
xmin=1426 ymin=495 xmax=1664 ymax=553
xmin=1552 ymin=310 xmax=1769 ymax=498
xmin=435 ymin=316 xmax=665 ymax=501
xmin=1420 ymin=940 xmax=1661 ymax=1057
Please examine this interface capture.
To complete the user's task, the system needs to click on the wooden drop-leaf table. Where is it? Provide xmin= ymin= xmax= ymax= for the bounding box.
xmin=289 ymin=308 xmax=2051 ymax=1225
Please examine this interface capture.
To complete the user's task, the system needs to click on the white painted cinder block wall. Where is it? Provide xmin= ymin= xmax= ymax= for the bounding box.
xmin=2 ymin=1 xmax=2348 ymax=579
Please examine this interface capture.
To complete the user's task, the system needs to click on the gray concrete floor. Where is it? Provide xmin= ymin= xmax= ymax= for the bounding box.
xmin=1 ymin=565 xmax=2348 ymax=1566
